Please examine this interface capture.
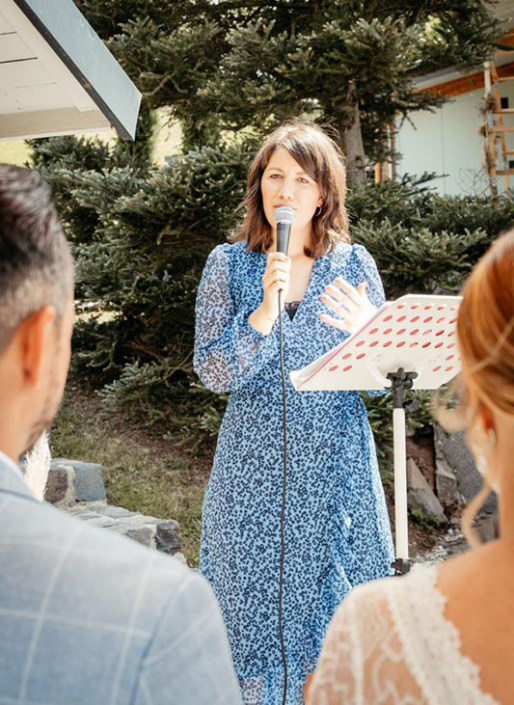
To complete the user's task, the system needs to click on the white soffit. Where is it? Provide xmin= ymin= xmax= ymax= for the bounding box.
xmin=0 ymin=0 xmax=141 ymax=141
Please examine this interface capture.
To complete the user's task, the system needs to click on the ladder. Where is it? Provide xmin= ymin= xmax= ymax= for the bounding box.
xmin=484 ymin=52 xmax=514 ymax=200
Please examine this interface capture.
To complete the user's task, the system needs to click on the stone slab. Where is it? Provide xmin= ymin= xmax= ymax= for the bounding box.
xmin=47 ymin=459 xmax=106 ymax=504
xmin=434 ymin=427 xmax=497 ymax=515
xmin=64 ymin=503 xmax=183 ymax=558
xmin=435 ymin=458 xmax=462 ymax=509
xmin=407 ymin=458 xmax=447 ymax=521
xmin=92 ymin=505 xmax=136 ymax=519
xmin=156 ymin=521 xmax=182 ymax=555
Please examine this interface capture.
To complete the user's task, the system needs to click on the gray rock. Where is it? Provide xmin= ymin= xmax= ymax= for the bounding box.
xmin=72 ymin=462 xmax=106 ymax=502
xmin=172 ymin=552 xmax=187 ymax=565
xmin=435 ymin=458 xmax=463 ymax=509
xmin=46 ymin=459 xmax=185 ymax=562
xmin=44 ymin=466 xmax=69 ymax=504
xmin=46 ymin=459 xmax=106 ymax=504
xmin=473 ymin=514 xmax=498 ymax=543
xmin=44 ymin=464 xmax=76 ymax=506
xmin=87 ymin=517 xmax=117 ymax=529
xmin=70 ymin=512 xmax=103 ymax=521
xmin=119 ymin=514 xmax=160 ymax=526
xmin=93 ymin=505 xmax=136 ymax=519
xmin=64 ymin=502 xmax=184 ymax=559
xmin=407 ymin=458 xmax=447 ymax=521
xmin=434 ymin=427 xmax=497 ymax=515
xmin=119 ymin=526 xmax=155 ymax=548
xmin=156 ymin=521 xmax=182 ymax=556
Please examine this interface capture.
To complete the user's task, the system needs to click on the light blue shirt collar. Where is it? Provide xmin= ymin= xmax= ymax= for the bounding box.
xmin=0 ymin=448 xmax=25 ymax=482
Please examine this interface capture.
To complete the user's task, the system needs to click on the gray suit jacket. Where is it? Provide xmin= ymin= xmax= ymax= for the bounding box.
xmin=0 ymin=456 xmax=241 ymax=704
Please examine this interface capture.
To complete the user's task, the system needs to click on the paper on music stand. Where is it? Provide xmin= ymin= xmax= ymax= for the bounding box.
xmin=290 ymin=294 xmax=462 ymax=392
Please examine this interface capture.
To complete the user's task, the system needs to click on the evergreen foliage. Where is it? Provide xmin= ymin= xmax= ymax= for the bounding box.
xmin=76 ymin=0 xmax=499 ymax=179
xmin=39 ymin=132 xmax=514 ymax=466
xmin=55 ymin=139 xmax=252 ymax=439
xmin=31 ymin=1 xmax=512 ymax=477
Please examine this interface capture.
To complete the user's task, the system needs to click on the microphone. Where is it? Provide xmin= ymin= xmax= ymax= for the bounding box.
xmin=272 ymin=203 xmax=295 ymax=705
xmin=274 ymin=206 xmax=295 ymax=256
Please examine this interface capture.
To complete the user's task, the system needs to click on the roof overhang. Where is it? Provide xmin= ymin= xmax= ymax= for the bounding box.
xmin=413 ymin=53 xmax=514 ymax=94
xmin=0 ymin=0 xmax=141 ymax=141
xmin=412 ymin=1 xmax=514 ymax=93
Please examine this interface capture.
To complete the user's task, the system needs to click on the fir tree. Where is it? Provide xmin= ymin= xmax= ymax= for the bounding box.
xmin=33 ymin=1 xmax=510 ymax=470
xmin=93 ymin=0 xmax=499 ymax=184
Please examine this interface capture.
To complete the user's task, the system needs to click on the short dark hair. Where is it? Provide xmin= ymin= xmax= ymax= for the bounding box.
xmin=234 ymin=120 xmax=350 ymax=258
xmin=0 ymin=164 xmax=74 ymax=351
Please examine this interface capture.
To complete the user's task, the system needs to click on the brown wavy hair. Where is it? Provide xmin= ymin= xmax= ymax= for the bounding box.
xmin=233 ymin=120 xmax=350 ymax=258
xmin=437 ymin=229 xmax=514 ymax=545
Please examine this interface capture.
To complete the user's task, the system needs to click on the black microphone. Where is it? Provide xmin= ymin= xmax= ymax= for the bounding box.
xmin=274 ymin=206 xmax=295 ymax=255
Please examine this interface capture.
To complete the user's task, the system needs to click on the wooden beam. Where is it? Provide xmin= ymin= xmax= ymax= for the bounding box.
xmin=487 ymin=125 xmax=514 ymax=132
xmin=495 ymin=29 xmax=514 ymax=49
xmin=422 ymin=61 xmax=514 ymax=98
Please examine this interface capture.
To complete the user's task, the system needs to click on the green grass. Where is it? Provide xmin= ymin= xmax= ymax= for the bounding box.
xmin=50 ymin=384 xmax=210 ymax=567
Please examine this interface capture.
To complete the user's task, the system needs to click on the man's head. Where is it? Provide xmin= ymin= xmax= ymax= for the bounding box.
xmin=0 ymin=165 xmax=74 ymax=461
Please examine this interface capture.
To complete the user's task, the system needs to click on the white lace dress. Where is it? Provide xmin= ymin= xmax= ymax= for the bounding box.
xmin=309 ymin=565 xmax=499 ymax=704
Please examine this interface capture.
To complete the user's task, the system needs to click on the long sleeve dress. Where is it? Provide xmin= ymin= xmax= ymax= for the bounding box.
xmin=193 ymin=239 xmax=394 ymax=705
xmin=309 ymin=565 xmax=499 ymax=704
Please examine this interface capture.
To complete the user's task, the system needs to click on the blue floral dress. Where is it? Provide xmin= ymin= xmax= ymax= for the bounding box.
xmin=194 ymin=240 xmax=394 ymax=704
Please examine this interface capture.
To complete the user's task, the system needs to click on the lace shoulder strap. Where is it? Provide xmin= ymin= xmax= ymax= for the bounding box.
xmin=385 ymin=567 xmax=498 ymax=705
xmin=310 ymin=566 xmax=499 ymax=705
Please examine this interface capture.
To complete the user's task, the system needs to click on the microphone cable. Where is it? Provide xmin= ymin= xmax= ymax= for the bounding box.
xmin=273 ymin=205 xmax=294 ymax=705
xmin=277 ymin=288 xmax=288 ymax=705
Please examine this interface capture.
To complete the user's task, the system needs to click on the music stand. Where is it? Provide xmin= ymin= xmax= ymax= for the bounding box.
xmin=290 ymin=294 xmax=462 ymax=575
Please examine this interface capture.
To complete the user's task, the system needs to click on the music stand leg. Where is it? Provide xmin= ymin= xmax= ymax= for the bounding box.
xmin=392 ymin=407 xmax=410 ymax=575
xmin=387 ymin=368 xmax=417 ymax=576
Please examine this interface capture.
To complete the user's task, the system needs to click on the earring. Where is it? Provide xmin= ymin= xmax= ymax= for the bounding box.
xmin=314 ymin=205 xmax=322 ymax=217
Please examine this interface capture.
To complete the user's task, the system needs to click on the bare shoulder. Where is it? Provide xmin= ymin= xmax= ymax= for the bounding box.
xmin=436 ymin=542 xmax=514 ymax=704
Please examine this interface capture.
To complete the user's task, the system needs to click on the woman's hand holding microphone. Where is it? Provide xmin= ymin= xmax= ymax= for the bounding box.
xmin=248 ymin=253 xmax=291 ymax=335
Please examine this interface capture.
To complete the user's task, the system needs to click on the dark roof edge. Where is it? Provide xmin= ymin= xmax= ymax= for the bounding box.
xmin=13 ymin=0 xmax=141 ymax=140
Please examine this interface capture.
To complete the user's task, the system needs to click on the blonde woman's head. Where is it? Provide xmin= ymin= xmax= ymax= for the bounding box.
xmin=438 ymin=229 xmax=514 ymax=545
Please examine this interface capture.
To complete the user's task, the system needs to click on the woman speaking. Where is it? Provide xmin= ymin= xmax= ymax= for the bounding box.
xmin=194 ymin=121 xmax=393 ymax=704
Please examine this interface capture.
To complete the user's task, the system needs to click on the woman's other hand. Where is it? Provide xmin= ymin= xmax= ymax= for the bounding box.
xmin=320 ymin=278 xmax=376 ymax=334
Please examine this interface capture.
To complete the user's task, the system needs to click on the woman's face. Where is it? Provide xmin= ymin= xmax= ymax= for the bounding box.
xmin=260 ymin=147 xmax=322 ymax=237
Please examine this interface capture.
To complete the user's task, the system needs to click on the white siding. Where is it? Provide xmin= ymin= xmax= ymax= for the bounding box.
xmin=396 ymin=85 xmax=514 ymax=197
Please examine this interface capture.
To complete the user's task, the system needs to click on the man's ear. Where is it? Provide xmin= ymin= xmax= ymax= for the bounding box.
xmin=18 ymin=307 xmax=56 ymax=386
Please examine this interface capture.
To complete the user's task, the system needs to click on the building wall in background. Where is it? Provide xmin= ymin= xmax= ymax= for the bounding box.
xmin=396 ymin=84 xmax=514 ymax=197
